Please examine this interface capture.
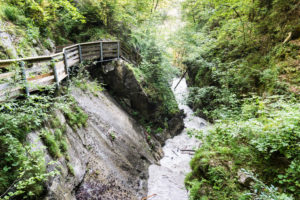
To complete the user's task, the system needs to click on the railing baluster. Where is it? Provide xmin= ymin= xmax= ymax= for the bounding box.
xmin=78 ymin=45 xmax=83 ymax=63
xmin=52 ymin=59 xmax=59 ymax=88
xmin=117 ymin=41 xmax=120 ymax=59
xmin=63 ymin=50 xmax=69 ymax=79
xmin=100 ymin=41 xmax=103 ymax=61
xmin=19 ymin=61 xmax=30 ymax=97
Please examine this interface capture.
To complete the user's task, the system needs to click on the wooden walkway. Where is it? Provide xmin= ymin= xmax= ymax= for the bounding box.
xmin=0 ymin=40 xmax=140 ymax=101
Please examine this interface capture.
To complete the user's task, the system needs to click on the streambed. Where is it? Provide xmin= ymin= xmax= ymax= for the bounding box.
xmin=146 ymin=78 xmax=207 ymax=200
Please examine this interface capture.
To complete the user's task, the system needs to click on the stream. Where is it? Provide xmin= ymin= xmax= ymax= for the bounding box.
xmin=147 ymin=78 xmax=207 ymax=200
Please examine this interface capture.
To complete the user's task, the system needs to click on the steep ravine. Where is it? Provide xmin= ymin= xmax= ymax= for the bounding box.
xmin=27 ymin=86 xmax=159 ymax=199
xmin=147 ymin=78 xmax=207 ymax=200
xmin=25 ymin=59 xmax=185 ymax=200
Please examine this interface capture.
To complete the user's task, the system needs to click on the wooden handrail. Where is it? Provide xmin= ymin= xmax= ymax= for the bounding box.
xmin=0 ymin=39 xmax=141 ymax=102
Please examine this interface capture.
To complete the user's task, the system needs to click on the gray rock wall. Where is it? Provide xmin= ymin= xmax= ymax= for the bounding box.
xmin=27 ymin=87 xmax=162 ymax=200
xmin=89 ymin=59 xmax=184 ymax=144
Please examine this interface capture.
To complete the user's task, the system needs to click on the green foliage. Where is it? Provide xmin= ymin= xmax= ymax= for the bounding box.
xmin=0 ymin=95 xmax=52 ymax=141
xmin=188 ymin=86 xmax=240 ymax=121
xmin=176 ymin=0 xmax=300 ymax=122
xmin=185 ymin=97 xmax=300 ymax=199
xmin=40 ymin=129 xmax=62 ymax=159
xmin=72 ymin=65 xmax=103 ymax=97
xmin=2 ymin=5 xmax=19 ymax=22
xmin=0 ymin=88 xmax=87 ymax=199
xmin=67 ymin=163 xmax=75 ymax=176
xmin=131 ymin=25 xmax=180 ymax=118
xmin=109 ymin=132 xmax=116 ymax=141
xmin=63 ymin=104 xmax=88 ymax=130
xmin=0 ymin=134 xmax=57 ymax=200
xmin=242 ymin=169 xmax=294 ymax=200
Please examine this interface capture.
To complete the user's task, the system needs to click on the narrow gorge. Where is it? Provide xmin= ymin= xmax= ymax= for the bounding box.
xmin=0 ymin=0 xmax=299 ymax=200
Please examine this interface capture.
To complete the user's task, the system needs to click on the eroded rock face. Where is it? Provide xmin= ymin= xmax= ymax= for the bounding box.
xmin=27 ymin=87 xmax=162 ymax=200
xmin=0 ymin=21 xmax=54 ymax=59
xmin=97 ymin=60 xmax=156 ymax=120
xmin=89 ymin=59 xmax=184 ymax=144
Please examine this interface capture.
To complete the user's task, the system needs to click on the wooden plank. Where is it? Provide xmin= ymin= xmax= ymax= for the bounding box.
xmin=103 ymin=50 xmax=118 ymax=53
xmin=80 ymin=43 xmax=101 ymax=49
xmin=101 ymin=41 xmax=119 ymax=44
xmin=0 ymin=72 xmax=14 ymax=80
xmin=68 ymin=58 xmax=80 ymax=67
xmin=52 ymin=53 xmax=64 ymax=61
xmin=0 ymin=86 xmax=22 ymax=96
xmin=67 ymin=50 xmax=79 ymax=58
xmin=29 ymin=81 xmax=55 ymax=92
xmin=81 ymin=48 xmax=100 ymax=54
xmin=0 ymin=62 xmax=14 ymax=68
xmin=82 ymin=51 xmax=101 ymax=57
xmin=27 ymin=72 xmax=53 ymax=81
xmin=103 ymin=48 xmax=118 ymax=52
xmin=81 ymin=51 xmax=100 ymax=56
xmin=65 ymin=47 xmax=78 ymax=54
xmin=68 ymin=54 xmax=79 ymax=61
xmin=55 ymin=61 xmax=65 ymax=70
xmin=26 ymin=65 xmax=49 ymax=74
xmin=103 ymin=44 xmax=118 ymax=48
xmin=58 ymin=72 xmax=68 ymax=82
xmin=29 ymin=74 xmax=54 ymax=86
xmin=64 ymin=44 xmax=79 ymax=51
xmin=82 ymin=53 xmax=100 ymax=59
xmin=56 ymin=64 xmax=65 ymax=75
xmin=0 ymin=83 xmax=10 ymax=90
xmin=0 ymin=87 xmax=22 ymax=102
xmin=103 ymin=53 xmax=118 ymax=58
xmin=82 ymin=54 xmax=100 ymax=60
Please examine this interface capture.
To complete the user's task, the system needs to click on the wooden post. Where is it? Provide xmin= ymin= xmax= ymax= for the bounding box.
xmin=100 ymin=41 xmax=103 ymax=61
xmin=117 ymin=41 xmax=120 ymax=59
xmin=63 ymin=50 xmax=69 ymax=79
xmin=52 ymin=59 xmax=59 ymax=88
xmin=19 ymin=61 xmax=29 ymax=97
xmin=78 ymin=44 xmax=83 ymax=63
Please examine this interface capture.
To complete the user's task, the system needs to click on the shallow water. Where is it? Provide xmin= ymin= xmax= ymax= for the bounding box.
xmin=146 ymin=78 xmax=207 ymax=200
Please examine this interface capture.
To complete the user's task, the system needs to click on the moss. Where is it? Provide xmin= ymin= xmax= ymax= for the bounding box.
xmin=64 ymin=105 xmax=88 ymax=129
xmin=54 ymin=128 xmax=62 ymax=140
xmin=51 ymin=117 xmax=61 ymax=129
xmin=60 ymin=138 xmax=68 ymax=153
xmin=67 ymin=163 xmax=75 ymax=176
xmin=40 ymin=129 xmax=62 ymax=159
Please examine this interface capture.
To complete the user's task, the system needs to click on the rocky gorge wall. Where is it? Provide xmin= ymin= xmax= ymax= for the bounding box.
xmin=0 ymin=17 xmax=184 ymax=198
xmin=27 ymin=86 xmax=160 ymax=199
xmin=24 ymin=59 xmax=184 ymax=200
xmin=89 ymin=60 xmax=185 ymax=144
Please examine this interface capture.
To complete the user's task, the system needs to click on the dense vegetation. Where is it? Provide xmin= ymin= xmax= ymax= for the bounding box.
xmin=177 ymin=0 xmax=300 ymax=199
xmin=0 ymin=0 xmax=180 ymax=199
xmin=176 ymin=0 xmax=300 ymax=121
xmin=0 ymin=87 xmax=89 ymax=199
xmin=186 ymin=96 xmax=300 ymax=199
xmin=0 ymin=0 xmax=179 ymax=124
xmin=0 ymin=0 xmax=299 ymax=199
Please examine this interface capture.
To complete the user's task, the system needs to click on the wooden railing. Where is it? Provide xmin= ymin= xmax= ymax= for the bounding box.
xmin=0 ymin=40 xmax=137 ymax=102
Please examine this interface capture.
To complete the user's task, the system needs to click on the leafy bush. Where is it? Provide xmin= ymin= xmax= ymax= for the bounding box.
xmin=175 ymin=0 xmax=300 ymax=122
xmin=0 ymin=94 xmax=61 ymax=199
xmin=185 ymin=97 xmax=300 ymax=199
xmin=0 ymin=89 xmax=87 ymax=199
xmin=2 ymin=5 xmax=19 ymax=22
xmin=188 ymin=86 xmax=240 ymax=121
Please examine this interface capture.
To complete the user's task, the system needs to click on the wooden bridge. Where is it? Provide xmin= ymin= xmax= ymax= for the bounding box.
xmin=0 ymin=40 xmax=141 ymax=101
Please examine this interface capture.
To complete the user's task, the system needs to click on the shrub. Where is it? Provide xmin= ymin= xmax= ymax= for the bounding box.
xmin=186 ymin=97 xmax=300 ymax=199
xmin=2 ymin=5 xmax=19 ymax=22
